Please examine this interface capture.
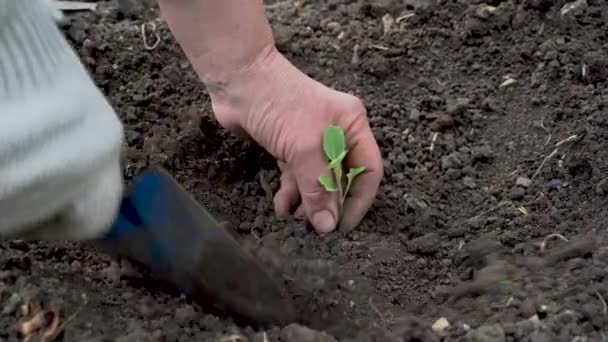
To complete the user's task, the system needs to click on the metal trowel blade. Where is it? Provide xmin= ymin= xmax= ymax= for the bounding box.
xmin=113 ymin=167 xmax=295 ymax=326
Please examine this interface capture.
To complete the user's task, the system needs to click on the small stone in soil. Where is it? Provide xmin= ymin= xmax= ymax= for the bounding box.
xmin=546 ymin=179 xmax=562 ymax=191
xmin=515 ymin=176 xmax=532 ymax=188
xmin=432 ymin=317 xmax=450 ymax=335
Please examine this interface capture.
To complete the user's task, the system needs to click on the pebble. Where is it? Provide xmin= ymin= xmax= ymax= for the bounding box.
xmin=475 ymin=5 xmax=497 ymax=19
xmin=515 ymin=176 xmax=532 ymax=188
xmin=432 ymin=317 xmax=451 ymax=335
xmin=546 ymin=179 xmax=562 ymax=191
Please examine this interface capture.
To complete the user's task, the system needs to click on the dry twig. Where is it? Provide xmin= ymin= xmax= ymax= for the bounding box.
xmin=596 ymin=290 xmax=608 ymax=315
xmin=141 ymin=21 xmax=161 ymax=50
xmin=218 ymin=334 xmax=248 ymax=342
xmin=531 ymin=134 xmax=578 ymax=181
xmin=539 ymin=233 xmax=569 ymax=253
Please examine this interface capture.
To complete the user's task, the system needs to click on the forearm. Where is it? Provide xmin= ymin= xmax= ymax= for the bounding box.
xmin=157 ymin=0 xmax=275 ymax=86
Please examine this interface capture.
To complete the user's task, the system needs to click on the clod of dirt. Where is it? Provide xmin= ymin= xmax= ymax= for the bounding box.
xmin=541 ymin=233 xmax=596 ymax=267
xmin=358 ymin=0 xmax=401 ymax=18
xmin=174 ymin=304 xmax=197 ymax=323
xmin=409 ymin=108 xmax=422 ymax=122
xmin=362 ymin=54 xmax=391 ymax=78
xmin=406 ymin=232 xmax=441 ymax=255
xmin=458 ymin=238 xmax=502 ymax=269
xmin=273 ymin=24 xmax=296 ymax=50
xmin=2 ymin=292 xmax=22 ymax=315
xmin=466 ymin=324 xmax=505 ymax=342
xmin=595 ymin=177 xmax=608 ymax=195
xmin=524 ymin=0 xmax=555 ymax=11
xmin=430 ymin=114 xmax=455 ymax=131
xmin=508 ymin=186 xmax=525 ymax=200
xmin=442 ymin=152 xmax=464 ymax=170
xmin=391 ymin=316 xmax=439 ymax=342
xmin=101 ymin=261 xmax=121 ymax=284
xmin=582 ymin=51 xmax=608 ymax=84
xmin=403 ymin=193 xmax=430 ymax=212
xmin=281 ymin=323 xmax=337 ymax=342
xmin=449 ymin=258 xmax=516 ymax=301
xmin=463 ymin=176 xmax=477 ymax=189
xmin=446 ymin=98 xmax=470 ymax=116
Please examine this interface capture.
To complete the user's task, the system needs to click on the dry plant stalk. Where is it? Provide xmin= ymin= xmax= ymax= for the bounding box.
xmin=17 ymin=294 xmax=87 ymax=342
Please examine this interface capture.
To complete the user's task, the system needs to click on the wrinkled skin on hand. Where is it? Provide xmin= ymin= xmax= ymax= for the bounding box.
xmin=208 ymin=46 xmax=384 ymax=233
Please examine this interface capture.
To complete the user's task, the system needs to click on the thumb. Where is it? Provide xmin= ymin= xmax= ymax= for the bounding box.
xmin=295 ymin=153 xmax=340 ymax=233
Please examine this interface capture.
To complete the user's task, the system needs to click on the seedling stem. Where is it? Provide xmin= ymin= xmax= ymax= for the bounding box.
xmin=318 ymin=126 xmax=366 ymax=214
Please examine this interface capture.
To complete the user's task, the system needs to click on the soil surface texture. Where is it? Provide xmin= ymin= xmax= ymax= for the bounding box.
xmin=2 ymin=0 xmax=608 ymax=341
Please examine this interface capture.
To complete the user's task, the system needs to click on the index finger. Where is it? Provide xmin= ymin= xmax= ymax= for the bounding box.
xmin=339 ymin=118 xmax=383 ymax=232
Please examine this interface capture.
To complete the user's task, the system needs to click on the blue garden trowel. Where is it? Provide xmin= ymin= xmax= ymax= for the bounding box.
xmin=97 ymin=166 xmax=295 ymax=326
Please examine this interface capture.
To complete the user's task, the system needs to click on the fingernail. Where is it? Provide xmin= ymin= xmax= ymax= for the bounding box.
xmin=312 ymin=210 xmax=336 ymax=233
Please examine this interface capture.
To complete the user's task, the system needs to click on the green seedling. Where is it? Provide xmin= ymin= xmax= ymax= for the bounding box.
xmin=318 ymin=126 xmax=366 ymax=210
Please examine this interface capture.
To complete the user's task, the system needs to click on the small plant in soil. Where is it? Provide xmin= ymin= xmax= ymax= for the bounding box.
xmin=318 ymin=125 xmax=366 ymax=213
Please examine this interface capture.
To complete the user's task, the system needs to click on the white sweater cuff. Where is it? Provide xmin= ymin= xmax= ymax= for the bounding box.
xmin=0 ymin=0 xmax=125 ymax=239
xmin=0 ymin=0 xmax=71 ymax=96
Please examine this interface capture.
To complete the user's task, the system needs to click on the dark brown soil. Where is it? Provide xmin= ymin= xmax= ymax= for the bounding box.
xmin=2 ymin=0 xmax=608 ymax=341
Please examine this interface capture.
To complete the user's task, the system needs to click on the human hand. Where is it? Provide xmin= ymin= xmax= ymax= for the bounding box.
xmin=206 ymin=47 xmax=383 ymax=233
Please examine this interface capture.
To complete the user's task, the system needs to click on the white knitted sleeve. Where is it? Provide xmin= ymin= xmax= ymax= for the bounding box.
xmin=0 ymin=0 xmax=125 ymax=239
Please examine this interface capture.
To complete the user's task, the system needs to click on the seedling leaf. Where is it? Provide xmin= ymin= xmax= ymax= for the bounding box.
xmin=344 ymin=166 xmax=366 ymax=204
xmin=347 ymin=166 xmax=366 ymax=181
xmin=323 ymin=126 xmax=346 ymax=161
xmin=328 ymin=150 xmax=348 ymax=168
xmin=318 ymin=175 xmax=338 ymax=192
